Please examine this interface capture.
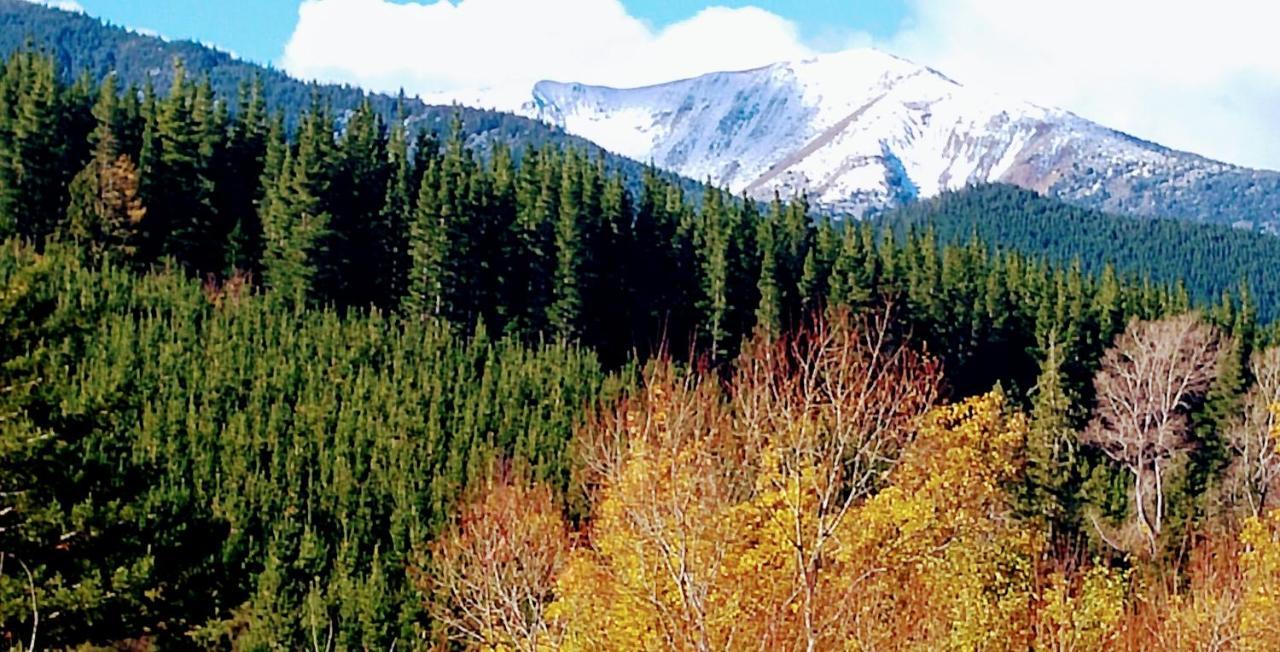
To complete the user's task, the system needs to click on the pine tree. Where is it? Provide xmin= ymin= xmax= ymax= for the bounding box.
xmin=777 ymin=192 xmax=813 ymax=322
xmin=328 ymin=100 xmax=389 ymax=306
xmin=259 ymin=103 xmax=335 ymax=306
xmin=695 ymin=186 xmax=733 ymax=358
xmin=726 ymin=196 xmax=760 ymax=342
xmin=547 ymin=150 xmax=584 ymax=340
xmin=755 ymin=216 xmax=782 ymax=337
xmin=1024 ymin=335 xmax=1085 ymax=541
xmin=223 ymin=76 xmax=269 ymax=273
xmin=828 ymin=222 xmax=877 ymax=312
xmin=628 ymin=166 xmax=666 ymax=343
xmin=591 ymin=169 xmax=633 ymax=360
xmin=1187 ymin=287 xmax=1257 ymax=508
xmin=144 ymin=59 xmax=220 ymax=270
xmin=64 ymin=105 xmax=146 ymax=262
xmin=405 ymin=156 xmax=449 ymax=317
xmin=437 ymin=115 xmax=478 ymax=319
xmin=799 ymin=217 xmax=836 ymax=315
xmin=0 ymin=51 xmax=67 ymax=239
xmin=378 ymin=109 xmax=415 ymax=307
xmin=485 ymin=143 xmax=519 ymax=331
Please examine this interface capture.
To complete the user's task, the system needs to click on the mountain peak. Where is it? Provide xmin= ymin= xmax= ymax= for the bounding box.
xmin=518 ymin=49 xmax=1279 ymax=227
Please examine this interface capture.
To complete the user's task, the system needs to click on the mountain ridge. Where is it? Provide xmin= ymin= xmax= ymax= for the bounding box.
xmin=5 ymin=0 xmax=1277 ymax=230
xmin=518 ymin=48 xmax=1280 ymax=230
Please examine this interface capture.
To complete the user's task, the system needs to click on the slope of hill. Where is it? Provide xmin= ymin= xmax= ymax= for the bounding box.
xmin=0 ymin=0 xmax=699 ymax=194
xmin=521 ymin=49 xmax=1280 ymax=229
xmin=874 ymin=184 xmax=1280 ymax=320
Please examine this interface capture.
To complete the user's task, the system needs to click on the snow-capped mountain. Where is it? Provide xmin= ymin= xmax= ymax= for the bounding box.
xmin=519 ymin=49 xmax=1280 ymax=229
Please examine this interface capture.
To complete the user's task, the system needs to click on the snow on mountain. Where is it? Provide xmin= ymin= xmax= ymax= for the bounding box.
xmin=517 ymin=48 xmax=1280 ymax=229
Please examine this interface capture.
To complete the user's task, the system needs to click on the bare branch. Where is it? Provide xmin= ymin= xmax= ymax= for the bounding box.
xmin=423 ymin=474 xmax=571 ymax=652
xmin=1224 ymin=347 xmax=1280 ymax=518
xmin=1082 ymin=314 xmax=1221 ymax=555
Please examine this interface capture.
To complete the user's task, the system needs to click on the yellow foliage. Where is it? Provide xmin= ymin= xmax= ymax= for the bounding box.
xmin=439 ymin=341 xmax=1280 ymax=651
xmin=1035 ymin=566 xmax=1127 ymax=652
xmin=551 ymin=375 xmax=757 ymax=652
xmin=1237 ymin=405 xmax=1280 ymax=649
xmin=550 ymin=386 xmax=1143 ymax=652
xmin=836 ymin=392 xmax=1040 ymax=651
xmin=1241 ymin=509 xmax=1280 ymax=650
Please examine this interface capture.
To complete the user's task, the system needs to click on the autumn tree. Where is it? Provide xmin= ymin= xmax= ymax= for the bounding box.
xmin=1240 ymin=489 xmax=1280 ymax=650
xmin=423 ymin=473 xmax=572 ymax=652
xmin=1224 ymin=347 xmax=1280 ymax=518
xmin=842 ymin=391 xmax=1042 ymax=650
xmin=65 ymin=146 xmax=146 ymax=260
xmin=554 ymin=363 xmax=754 ymax=652
xmin=64 ymin=74 xmax=145 ymax=261
xmin=730 ymin=307 xmax=941 ymax=651
xmin=554 ymin=311 xmax=941 ymax=652
xmin=1082 ymin=314 xmax=1222 ymax=555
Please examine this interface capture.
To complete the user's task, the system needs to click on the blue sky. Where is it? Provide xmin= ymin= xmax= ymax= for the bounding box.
xmin=75 ymin=0 xmax=908 ymax=66
xmin=76 ymin=1 xmax=299 ymax=64
xmin=628 ymin=0 xmax=907 ymax=50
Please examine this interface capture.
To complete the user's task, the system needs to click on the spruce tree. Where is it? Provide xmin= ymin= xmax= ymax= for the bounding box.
xmin=0 ymin=52 xmax=66 ymax=239
xmin=405 ymin=156 xmax=449 ymax=317
xmin=378 ymin=110 xmax=415 ymax=307
xmin=755 ymin=216 xmax=782 ymax=337
xmin=547 ymin=150 xmax=583 ymax=340
xmin=694 ymin=186 xmax=732 ymax=358
xmin=223 ymin=77 xmax=269 ymax=273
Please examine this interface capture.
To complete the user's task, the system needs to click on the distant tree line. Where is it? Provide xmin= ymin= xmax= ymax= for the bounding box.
xmin=879 ymin=184 xmax=1280 ymax=321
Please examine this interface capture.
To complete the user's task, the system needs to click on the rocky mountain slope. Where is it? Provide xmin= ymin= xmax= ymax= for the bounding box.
xmin=520 ymin=49 xmax=1280 ymax=230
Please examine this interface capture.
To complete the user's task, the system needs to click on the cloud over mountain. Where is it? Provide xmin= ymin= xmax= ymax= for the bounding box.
xmin=281 ymin=0 xmax=1280 ymax=171
xmin=282 ymin=0 xmax=815 ymax=109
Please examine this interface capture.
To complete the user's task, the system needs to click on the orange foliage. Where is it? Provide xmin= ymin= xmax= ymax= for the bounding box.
xmin=423 ymin=314 xmax=1280 ymax=652
xmin=422 ymin=474 xmax=571 ymax=651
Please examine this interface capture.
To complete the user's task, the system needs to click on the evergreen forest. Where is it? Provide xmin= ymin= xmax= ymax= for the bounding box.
xmin=3 ymin=45 xmax=1280 ymax=650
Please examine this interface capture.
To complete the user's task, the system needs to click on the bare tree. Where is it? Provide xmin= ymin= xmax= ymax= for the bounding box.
xmin=1082 ymin=314 xmax=1221 ymax=556
xmin=1224 ymin=347 xmax=1280 ymax=518
xmin=733 ymin=307 xmax=941 ymax=651
xmin=422 ymin=474 xmax=571 ymax=652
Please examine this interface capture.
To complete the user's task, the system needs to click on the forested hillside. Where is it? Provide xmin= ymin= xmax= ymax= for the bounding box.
xmin=878 ymin=184 xmax=1280 ymax=321
xmin=0 ymin=0 xmax=697 ymax=194
xmin=3 ymin=43 xmax=1280 ymax=651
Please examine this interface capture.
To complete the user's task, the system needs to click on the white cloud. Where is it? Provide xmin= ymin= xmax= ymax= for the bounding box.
xmin=280 ymin=0 xmax=1280 ymax=170
xmin=28 ymin=0 xmax=85 ymax=13
xmin=883 ymin=0 xmax=1280 ymax=170
xmin=281 ymin=0 xmax=814 ymax=109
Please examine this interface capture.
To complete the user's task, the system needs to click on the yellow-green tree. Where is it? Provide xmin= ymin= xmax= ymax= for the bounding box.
xmin=1240 ymin=407 xmax=1280 ymax=651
